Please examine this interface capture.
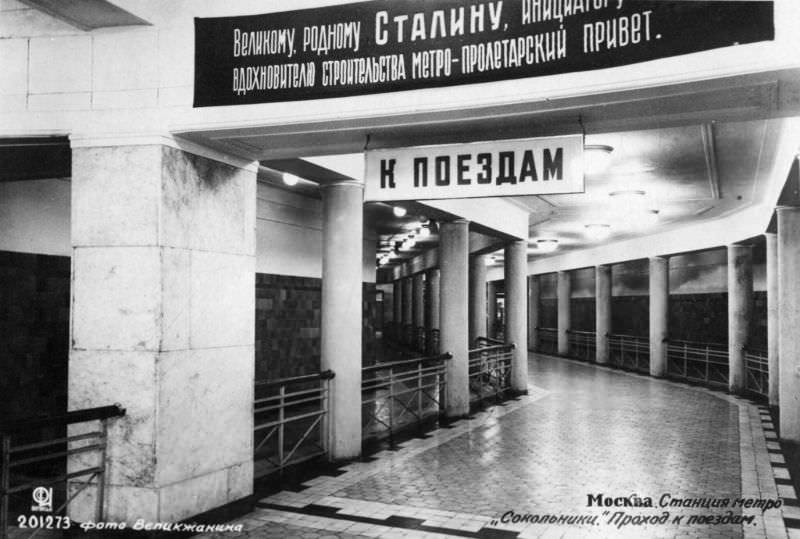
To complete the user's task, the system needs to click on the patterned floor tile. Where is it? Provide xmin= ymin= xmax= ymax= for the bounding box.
xmin=194 ymin=353 xmax=788 ymax=539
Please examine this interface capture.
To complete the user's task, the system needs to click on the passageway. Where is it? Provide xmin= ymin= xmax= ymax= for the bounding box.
xmin=200 ymin=353 xmax=786 ymax=538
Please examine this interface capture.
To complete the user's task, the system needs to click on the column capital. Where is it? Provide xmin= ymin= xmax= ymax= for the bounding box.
xmin=70 ymin=132 xmax=259 ymax=172
xmin=442 ymin=218 xmax=470 ymax=226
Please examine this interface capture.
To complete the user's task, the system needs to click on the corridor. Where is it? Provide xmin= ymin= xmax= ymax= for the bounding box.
xmin=200 ymin=353 xmax=789 ymax=538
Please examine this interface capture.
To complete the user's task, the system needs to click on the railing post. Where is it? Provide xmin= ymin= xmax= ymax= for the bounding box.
xmin=323 ymin=376 xmax=330 ymax=458
xmin=278 ymin=384 xmax=285 ymax=467
xmin=1 ymin=434 xmax=9 ymax=539
xmin=96 ymin=419 xmax=109 ymax=521
xmin=417 ymin=362 xmax=423 ymax=428
xmin=705 ymin=346 xmax=710 ymax=383
xmin=388 ymin=368 xmax=395 ymax=442
xmin=683 ymin=343 xmax=688 ymax=377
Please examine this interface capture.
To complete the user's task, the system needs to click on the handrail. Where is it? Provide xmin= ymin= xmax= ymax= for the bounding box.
xmin=469 ymin=343 xmax=515 ymax=354
xmin=565 ymin=329 xmax=595 ymax=334
xmin=474 ymin=336 xmax=504 ymax=347
xmin=665 ymin=338 xmax=727 ymax=349
xmin=253 ymin=372 xmax=333 ymax=477
xmin=362 ymin=352 xmax=450 ymax=443
xmin=254 ymin=370 xmax=335 ymax=388
xmin=607 ymin=332 xmax=647 ymax=341
xmin=2 ymin=405 xmax=126 ymax=539
xmin=468 ymin=342 xmax=514 ymax=406
xmin=0 ymin=404 xmax=126 ymax=435
xmin=362 ymin=353 xmax=452 ymax=374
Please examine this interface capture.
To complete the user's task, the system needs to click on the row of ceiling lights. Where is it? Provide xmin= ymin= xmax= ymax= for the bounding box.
xmin=377 ymin=221 xmax=432 ymax=266
xmin=529 ymin=146 xmax=661 ymax=254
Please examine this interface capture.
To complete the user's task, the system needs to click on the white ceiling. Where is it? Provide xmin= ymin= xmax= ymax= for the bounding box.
xmin=178 ymin=68 xmax=800 ymax=274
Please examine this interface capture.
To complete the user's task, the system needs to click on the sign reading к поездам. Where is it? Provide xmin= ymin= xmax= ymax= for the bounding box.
xmin=193 ymin=0 xmax=774 ymax=107
xmin=364 ymin=135 xmax=584 ymax=201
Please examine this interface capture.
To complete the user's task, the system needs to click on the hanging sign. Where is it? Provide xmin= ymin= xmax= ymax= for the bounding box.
xmin=193 ymin=0 xmax=774 ymax=107
xmin=364 ymin=135 xmax=584 ymax=201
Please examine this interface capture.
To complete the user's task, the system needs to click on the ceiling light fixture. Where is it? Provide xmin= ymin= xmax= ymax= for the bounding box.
xmin=584 ymin=144 xmax=614 ymax=175
xmin=393 ymin=206 xmax=407 ymax=217
xmin=584 ymin=223 xmax=611 ymax=241
xmin=608 ymin=189 xmax=646 ymax=199
xmin=282 ymin=173 xmax=301 ymax=186
xmin=536 ymin=239 xmax=559 ymax=253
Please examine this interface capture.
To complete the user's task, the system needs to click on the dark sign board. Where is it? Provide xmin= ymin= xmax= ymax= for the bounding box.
xmin=194 ymin=0 xmax=774 ymax=107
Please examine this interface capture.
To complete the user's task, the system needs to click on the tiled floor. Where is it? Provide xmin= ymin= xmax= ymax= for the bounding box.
xmin=198 ymin=353 xmax=791 ymax=538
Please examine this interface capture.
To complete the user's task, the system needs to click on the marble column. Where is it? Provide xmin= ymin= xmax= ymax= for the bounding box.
xmin=557 ymin=271 xmax=571 ymax=356
xmin=402 ymin=276 xmax=413 ymax=344
xmin=439 ymin=220 xmax=470 ymax=418
xmin=779 ymin=207 xmax=800 ymax=441
xmin=529 ymin=275 xmax=540 ymax=352
xmin=649 ymin=256 xmax=669 ymax=377
xmin=596 ymin=265 xmax=612 ymax=365
xmin=393 ymin=280 xmax=402 ymax=339
xmin=321 ymin=180 xmax=364 ymax=460
xmin=487 ymin=281 xmax=498 ymax=339
xmin=427 ymin=269 xmax=441 ymax=333
xmin=413 ymin=272 xmax=425 ymax=348
xmin=728 ymin=244 xmax=753 ymax=394
xmin=766 ymin=232 xmax=779 ymax=407
xmin=505 ymin=241 xmax=528 ymax=392
xmin=69 ymin=143 xmax=256 ymax=523
xmin=469 ymin=254 xmax=488 ymax=346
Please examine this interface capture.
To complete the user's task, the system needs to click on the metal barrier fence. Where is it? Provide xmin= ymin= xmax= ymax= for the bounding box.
xmin=1 ymin=404 xmax=126 ymax=539
xmin=666 ymin=339 xmax=728 ymax=388
xmin=362 ymin=354 xmax=451 ymax=442
xmin=254 ymin=371 xmax=334 ymax=478
xmin=468 ymin=341 xmax=514 ymax=405
xmin=536 ymin=327 xmax=558 ymax=355
xmin=744 ymin=348 xmax=768 ymax=399
xmin=567 ymin=330 xmax=596 ymax=362
xmin=608 ymin=333 xmax=650 ymax=373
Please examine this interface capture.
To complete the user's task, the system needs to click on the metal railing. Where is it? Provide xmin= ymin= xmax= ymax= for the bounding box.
xmin=666 ymin=339 xmax=728 ymax=388
xmin=607 ymin=333 xmax=650 ymax=373
xmin=362 ymin=354 xmax=451 ymax=442
xmin=744 ymin=347 xmax=768 ymax=399
xmin=1 ymin=404 xmax=126 ymax=539
xmin=536 ymin=327 xmax=558 ymax=355
xmin=468 ymin=340 xmax=514 ymax=405
xmin=567 ymin=330 xmax=596 ymax=362
xmin=253 ymin=371 xmax=334 ymax=477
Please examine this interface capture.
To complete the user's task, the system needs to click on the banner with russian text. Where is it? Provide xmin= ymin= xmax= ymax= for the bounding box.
xmin=364 ymin=135 xmax=584 ymax=201
xmin=193 ymin=0 xmax=774 ymax=107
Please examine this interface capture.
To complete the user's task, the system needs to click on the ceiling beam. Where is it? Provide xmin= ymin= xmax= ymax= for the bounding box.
xmin=701 ymin=123 xmax=721 ymax=200
xmin=18 ymin=0 xmax=150 ymax=30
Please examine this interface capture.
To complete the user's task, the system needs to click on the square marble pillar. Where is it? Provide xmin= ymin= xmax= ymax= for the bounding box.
xmin=68 ymin=144 xmax=256 ymax=523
